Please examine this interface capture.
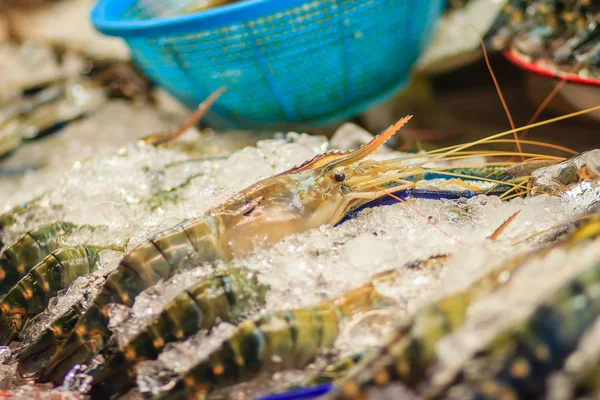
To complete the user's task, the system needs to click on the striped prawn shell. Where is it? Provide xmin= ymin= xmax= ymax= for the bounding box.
xmin=0 ymin=244 xmax=104 ymax=345
xmin=439 ymin=255 xmax=600 ymax=399
xmin=158 ymin=279 xmax=391 ymax=399
xmin=0 ymin=222 xmax=76 ymax=294
xmin=90 ymin=268 xmax=268 ymax=398
xmin=40 ymin=215 xmax=227 ymax=384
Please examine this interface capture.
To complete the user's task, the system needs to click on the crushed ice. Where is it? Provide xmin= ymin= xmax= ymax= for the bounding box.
xmin=2 ymin=116 xmax=600 ymax=398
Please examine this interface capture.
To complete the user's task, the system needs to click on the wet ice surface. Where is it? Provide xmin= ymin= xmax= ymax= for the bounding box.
xmin=2 ymin=113 xmax=600 ymax=399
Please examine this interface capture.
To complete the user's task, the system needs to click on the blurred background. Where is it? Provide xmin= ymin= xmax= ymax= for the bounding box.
xmin=0 ymin=0 xmax=598 ymax=187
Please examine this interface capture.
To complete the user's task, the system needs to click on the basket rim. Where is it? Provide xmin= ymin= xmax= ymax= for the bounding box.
xmin=91 ymin=0 xmax=313 ymax=38
xmin=503 ymin=49 xmax=600 ymax=88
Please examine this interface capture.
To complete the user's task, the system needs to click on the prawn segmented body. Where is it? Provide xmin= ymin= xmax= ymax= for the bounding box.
xmin=90 ymin=268 xmax=268 ymax=397
xmin=570 ymin=355 xmax=600 ymax=398
xmin=40 ymin=217 xmax=227 ymax=383
xmin=0 ymin=79 xmax=106 ymax=160
xmin=0 ymin=245 xmax=118 ymax=345
xmin=156 ymin=271 xmax=397 ymax=399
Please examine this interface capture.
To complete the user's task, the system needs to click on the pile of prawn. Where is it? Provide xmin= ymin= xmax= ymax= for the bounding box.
xmin=0 ymin=79 xmax=598 ymax=400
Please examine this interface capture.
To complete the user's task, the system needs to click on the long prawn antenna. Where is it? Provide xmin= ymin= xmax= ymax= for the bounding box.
xmin=425 ymin=103 xmax=600 ymax=164
xmin=374 ymin=185 xmax=460 ymax=242
xmin=520 ymin=59 xmax=587 ymax=141
xmin=141 ymin=87 xmax=226 ymax=146
xmin=456 ymin=24 xmax=524 ymax=161
xmin=489 ymin=210 xmax=521 ymax=241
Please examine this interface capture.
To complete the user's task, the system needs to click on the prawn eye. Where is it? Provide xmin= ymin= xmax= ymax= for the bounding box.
xmin=334 ymin=172 xmax=346 ymax=182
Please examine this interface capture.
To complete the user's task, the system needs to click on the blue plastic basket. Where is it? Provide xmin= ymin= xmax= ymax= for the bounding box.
xmin=91 ymin=0 xmax=445 ymax=129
